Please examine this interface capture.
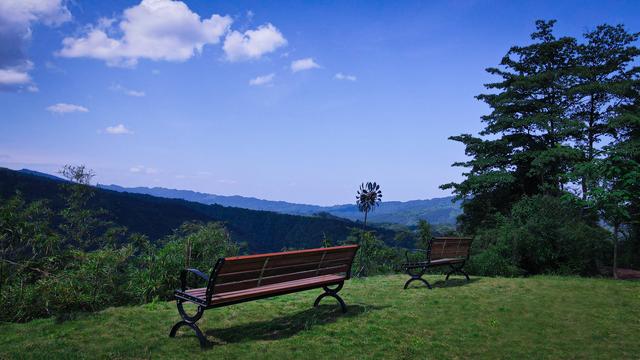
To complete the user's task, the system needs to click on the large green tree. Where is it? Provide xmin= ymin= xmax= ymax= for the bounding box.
xmin=591 ymin=87 xmax=640 ymax=275
xmin=569 ymin=25 xmax=640 ymax=199
xmin=442 ymin=20 xmax=581 ymax=232
xmin=570 ymin=25 xmax=640 ymax=276
xmin=443 ymin=20 xmax=639 ymax=273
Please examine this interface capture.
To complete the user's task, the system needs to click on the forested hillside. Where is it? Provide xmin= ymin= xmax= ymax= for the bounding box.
xmin=1 ymin=168 xmax=403 ymax=252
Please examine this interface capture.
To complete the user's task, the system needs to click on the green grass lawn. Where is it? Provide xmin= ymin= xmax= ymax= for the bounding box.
xmin=1 ymin=274 xmax=639 ymax=359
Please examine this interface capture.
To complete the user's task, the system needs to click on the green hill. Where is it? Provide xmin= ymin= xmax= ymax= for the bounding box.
xmin=0 ymin=168 xmax=405 ymax=252
xmin=0 ymin=274 xmax=638 ymax=359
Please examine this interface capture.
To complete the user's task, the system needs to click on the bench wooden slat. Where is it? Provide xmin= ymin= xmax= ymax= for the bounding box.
xmin=184 ymin=274 xmax=345 ymax=305
xmin=210 ymin=246 xmax=357 ymax=293
xmin=429 ymin=258 xmax=465 ymax=265
xmin=216 ymin=256 xmax=354 ymax=283
xmin=217 ymin=247 xmax=356 ymax=274
xmin=429 ymin=238 xmax=472 ymax=261
xmin=213 ymin=264 xmax=349 ymax=293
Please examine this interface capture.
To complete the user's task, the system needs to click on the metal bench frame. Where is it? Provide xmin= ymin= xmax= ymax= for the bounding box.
xmin=401 ymin=237 xmax=472 ymax=289
xmin=169 ymin=246 xmax=358 ymax=348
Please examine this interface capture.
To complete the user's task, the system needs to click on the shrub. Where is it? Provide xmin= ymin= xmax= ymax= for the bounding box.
xmin=468 ymin=195 xmax=610 ymax=276
xmin=0 ymin=220 xmax=239 ymax=322
xmin=127 ymin=221 xmax=240 ymax=302
xmin=349 ymin=231 xmax=404 ymax=277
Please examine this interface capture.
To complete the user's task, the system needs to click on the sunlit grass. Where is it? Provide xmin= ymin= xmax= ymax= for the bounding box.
xmin=1 ymin=274 xmax=639 ymax=359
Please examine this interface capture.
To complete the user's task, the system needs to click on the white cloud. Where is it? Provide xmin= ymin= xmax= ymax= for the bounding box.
xmin=58 ymin=0 xmax=232 ymax=67
xmin=46 ymin=103 xmax=89 ymax=114
xmin=335 ymin=72 xmax=357 ymax=81
xmin=249 ymin=73 xmax=275 ymax=86
xmin=0 ymin=67 xmax=31 ymax=85
xmin=126 ymin=89 xmax=145 ymax=97
xmin=105 ymin=124 xmax=133 ymax=135
xmin=0 ymin=0 xmax=70 ymax=91
xmin=223 ymin=23 xmax=287 ymax=62
xmin=130 ymin=165 xmax=157 ymax=174
xmin=110 ymin=83 xmax=145 ymax=97
xmin=291 ymin=58 xmax=320 ymax=73
xmin=45 ymin=61 xmax=64 ymax=73
xmin=0 ymin=0 xmax=71 ymax=26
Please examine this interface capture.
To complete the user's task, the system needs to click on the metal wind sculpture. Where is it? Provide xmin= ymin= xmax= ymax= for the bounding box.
xmin=356 ymin=182 xmax=382 ymax=231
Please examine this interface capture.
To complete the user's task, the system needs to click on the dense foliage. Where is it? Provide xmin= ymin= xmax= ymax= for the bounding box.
xmin=0 ymin=183 xmax=240 ymax=322
xmin=466 ymin=195 xmax=610 ymax=276
xmin=442 ymin=20 xmax=640 ymax=275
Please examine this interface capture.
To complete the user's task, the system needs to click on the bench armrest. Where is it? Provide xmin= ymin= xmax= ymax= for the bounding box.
xmin=180 ymin=268 xmax=210 ymax=291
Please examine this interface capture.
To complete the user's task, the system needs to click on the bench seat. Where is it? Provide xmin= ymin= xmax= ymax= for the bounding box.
xmin=403 ymin=258 xmax=465 ymax=269
xmin=179 ymin=274 xmax=346 ymax=306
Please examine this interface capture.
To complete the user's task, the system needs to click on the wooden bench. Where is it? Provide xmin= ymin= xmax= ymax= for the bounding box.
xmin=401 ymin=237 xmax=472 ymax=289
xmin=169 ymin=245 xmax=359 ymax=348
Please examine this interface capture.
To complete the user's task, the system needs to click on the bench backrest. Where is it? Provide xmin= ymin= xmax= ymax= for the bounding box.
xmin=207 ymin=245 xmax=359 ymax=296
xmin=428 ymin=237 xmax=473 ymax=261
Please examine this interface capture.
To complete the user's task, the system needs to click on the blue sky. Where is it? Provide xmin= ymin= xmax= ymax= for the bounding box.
xmin=1 ymin=0 xmax=639 ymax=205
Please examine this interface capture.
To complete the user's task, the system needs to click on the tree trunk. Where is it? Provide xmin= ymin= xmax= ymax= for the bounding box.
xmin=362 ymin=211 xmax=368 ymax=232
xmin=185 ymin=239 xmax=192 ymax=269
xmin=358 ymin=212 xmax=369 ymax=278
xmin=613 ymin=223 xmax=619 ymax=280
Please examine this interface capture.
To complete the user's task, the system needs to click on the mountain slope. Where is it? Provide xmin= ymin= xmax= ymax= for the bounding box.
xmin=98 ymin=184 xmax=461 ymax=225
xmin=1 ymin=168 xmax=404 ymax=252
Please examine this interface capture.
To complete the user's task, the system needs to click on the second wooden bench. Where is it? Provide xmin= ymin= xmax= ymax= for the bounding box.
xmin=401 ymin=237 xmax=472 ymax=289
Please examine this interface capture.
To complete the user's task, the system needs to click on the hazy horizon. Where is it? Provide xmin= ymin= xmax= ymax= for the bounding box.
xmin=2 ymin=0 xmax=639 ymax=205
xmin=6 ymin=166 xmax=456 ymax=207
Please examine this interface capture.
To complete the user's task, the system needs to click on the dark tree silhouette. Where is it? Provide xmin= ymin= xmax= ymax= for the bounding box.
xmin=59 ymin=165 xmax=95 ymax=185
xmin=356 ymin=182 xmax=382 ymax=231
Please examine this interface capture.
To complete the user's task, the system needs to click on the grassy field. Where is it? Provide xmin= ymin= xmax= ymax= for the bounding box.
xmin=1 ymin=274 xmax=639 ymax=359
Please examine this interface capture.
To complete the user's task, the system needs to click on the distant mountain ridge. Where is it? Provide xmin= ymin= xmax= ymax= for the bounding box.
xmin=18 ymin=169 xmax=67 ymax=182
xmin=14 ymin=169 xmax=460 ymax=225
xmin=98 ymin=184 xmax=461 ymax=225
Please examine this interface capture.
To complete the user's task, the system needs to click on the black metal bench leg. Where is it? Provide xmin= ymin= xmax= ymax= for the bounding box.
xmin=445 ymin=263 xmax=470 ymax=282
xmin=314 ymin=282 xmax=347 ymax=313
xmin=403 ymin=276 xmax=432 ymax=289
xmin=460 ymin=268 xmax=470 ymax=281
xmin=169 ymin=320 xmax=208 ymax=348
xmin=445 ymin=268 xmax=453 ymax=281
xmin=403 ymin=268 xmax=431 ymax=289
xmin=169 ymin=300 xmax=209 ymax=348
